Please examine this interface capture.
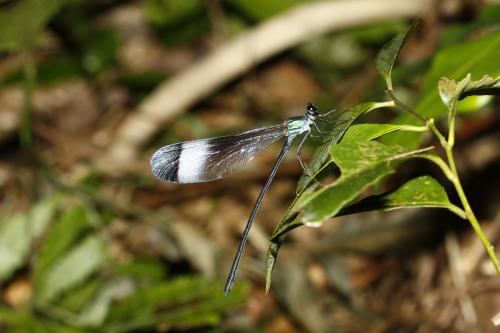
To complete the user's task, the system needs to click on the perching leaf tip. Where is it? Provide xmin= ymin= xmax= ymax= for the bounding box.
xmin=376 ymin=20 xmax=419 ymax=89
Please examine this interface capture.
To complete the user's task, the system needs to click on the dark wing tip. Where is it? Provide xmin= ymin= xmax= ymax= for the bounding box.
xmin=150 ymin=145 xmax=180 ymax=182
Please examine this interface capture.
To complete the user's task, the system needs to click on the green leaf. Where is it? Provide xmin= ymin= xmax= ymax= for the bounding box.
xmin=342 ymin=123 xmax=427 ymax=142
xmin=0 ymin=215 xmax=29 ymax=283
xmin=439 ymin=74 xmax=500 ymax=135
xmin=265 ymin=141 xmax=433 ymax=291
xmin=104 ymin=277 xmax=247 ymax=332
xmin=376 ymin=20 xmax=418 ymax=90
xmin=56 ymin=278 xmax=102 ymax=313
xmin=385 ymin=31 xmax=500 ymax=148
xmin=143 ymin=0 xmax=203 ymax=27
xmin=56 ymin=280 xmax=136 ymax=327
xmin=0 ymin=195 xmax=59 ymax=282
xmin=439 ymin=74 xmax=500 ymax=110
xmin=338 ymin=175 xmax=463 ymax=216
xmin=81 ymin=28 xmax=120 ymax=75
xmin=439 ymin=5 xmax=500 ymax=47
xmin=455 ymin=95 xmax=493 ymax=113
xmin=297 ymin=102 xmax=384 ymax=192
xmin=32 ymin=195 xmax=61 ymax=234
xmin=74 ymin=285 xmax=115 ymax=327
xmin=300 ymin=141 xmax=433 ymax=224
xmin=114 ymin=257 xmax=166 ymax=281
xmin=37 ymin=236 xmax=105 ymax=302
xmin=438 ymin=76 xmax=459 ymax=110
xmin=0 ymin=0 xmax=69 ymax=51
xmin=34 ymin=205 xmax=91 ymax=288
xmin=420 ymin=32 xmax=500 ymax=109
xmin=105 ymin=277 xmax=219 ymax=321
xmin=0 ymin=307 xmax=82 ymax=333
xmin=142 ymin=0 xmax=208 ymax=45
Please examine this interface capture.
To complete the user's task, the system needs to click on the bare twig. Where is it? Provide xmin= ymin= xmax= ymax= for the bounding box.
xmin=105 ymin=0 xmax=434 ymax=166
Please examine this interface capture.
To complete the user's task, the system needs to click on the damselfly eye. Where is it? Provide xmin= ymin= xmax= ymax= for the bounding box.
xmin=306 ymin=103 xmax=319 ymax=117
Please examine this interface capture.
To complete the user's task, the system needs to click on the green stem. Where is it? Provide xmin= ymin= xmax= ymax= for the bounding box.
xmin=387 ymin=90 xmax=426 ymax=123
xmin=398 ymin=124 xmax=429 ymax=132
xmin=425 ymin=118 xmax=448 ymax=148
xmin=387 ymin=90 xmax=448 ymax=146
xmin=442 ymin=95 xmax=499 ymax=275
xmin=447 ymin=100 xmax=457 ymax=149
xmin=389 ymin=89 xmax=500 ymax=275
xmin=373 ymin=100 xmax=395 ymax=109
xmin=419 ymin=154 xmax=456 ymax=183
xmin=446 ymin=146 xmax=500 ymax=275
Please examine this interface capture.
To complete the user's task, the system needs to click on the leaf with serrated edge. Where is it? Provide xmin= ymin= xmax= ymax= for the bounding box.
xmin=338 ymin=175 xmax=462 ymax=216
xmin=376 ymin=20 xmax=418 ymax=89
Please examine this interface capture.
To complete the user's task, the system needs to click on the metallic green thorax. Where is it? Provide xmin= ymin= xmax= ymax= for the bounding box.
xmin=285 ymin=116 xmax=311 ymax=139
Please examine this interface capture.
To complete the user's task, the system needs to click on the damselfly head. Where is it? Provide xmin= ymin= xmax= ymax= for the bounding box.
xmin=306 ymin=103 xmax=319 ymax=119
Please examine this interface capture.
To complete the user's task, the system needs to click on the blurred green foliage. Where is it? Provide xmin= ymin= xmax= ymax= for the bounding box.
xmin=143 ymin=0 xmax=203 ymax=26
xmin=51 ymin=3 xmax=120 ymax=76
xmin=297 ymin=20 xmax=408 ymax=82
xmin=0 ymin=198 xmax=246 ymax=331
xmin=143 ymin=0 xmax=210 ymax=45
xmin=440 ymin=5 xmax=500 ymax=47
xmin=2 ymin=55 xmax=81 ymax=86
xmin=0 ymin=0 xmax=69 ymax=52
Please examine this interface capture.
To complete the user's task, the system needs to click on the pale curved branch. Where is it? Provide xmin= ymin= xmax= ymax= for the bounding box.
xmin=105 ymin=0 xmax=434 ymax=165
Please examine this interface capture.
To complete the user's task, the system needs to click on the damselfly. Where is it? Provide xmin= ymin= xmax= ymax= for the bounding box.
xmin=150 ymin=103 xmax=336 ymax=294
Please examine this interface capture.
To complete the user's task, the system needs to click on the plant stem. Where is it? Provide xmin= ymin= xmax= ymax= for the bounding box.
xmin=387 ymin=90 xmax=449 ymax=146
xmin=387 ymin=90 xmax=426 ymax=123
xmin=389 ymin=89 xmax=500 ymax=276
xmin=447 ymin=99 xmax=457 ymax=149
xmin=373 ymin=100 xmax=395 ymax=109
xmin=425 ymin=118 xmax=448 ymax=148
xmin=446 ymin=146 xmax=500 ymax=275
xmin=420 ymin=154 xmax=455 ymax=183
xmin=398 ymin=124 xmax=430 ymax=132
xmin=441 ymin=94 xmax=500 ymax=275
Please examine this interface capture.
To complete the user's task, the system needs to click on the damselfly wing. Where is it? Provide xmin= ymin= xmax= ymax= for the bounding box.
xmin=151 ymin=124 xmax=285 ymax=183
